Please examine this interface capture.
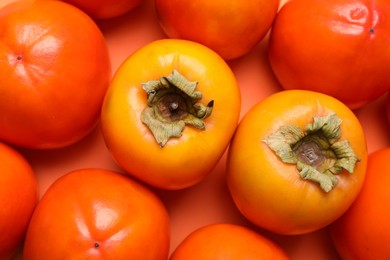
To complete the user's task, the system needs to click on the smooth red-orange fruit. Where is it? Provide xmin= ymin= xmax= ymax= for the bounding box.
xmin=23 ymin=168 xmax=170 ymax=259
xmin=170 ymin=223 xmax=289 ymax=259
xmin=0 ymin=0 xmax=111 ymax=149
xmin=0 ymin=142 xmax=37 ymax=259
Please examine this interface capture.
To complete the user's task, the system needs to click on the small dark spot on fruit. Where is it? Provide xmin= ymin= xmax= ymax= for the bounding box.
xmin=369 ymin=28 xmax=374 ymax=34
xmin=94 ymin=242 xmax=99 ymax=248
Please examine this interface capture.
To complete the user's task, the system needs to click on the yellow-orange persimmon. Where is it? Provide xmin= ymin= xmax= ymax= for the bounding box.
xmin=101 ymin=39 xmax=241 ymax=190
xmin=227 ymin=90 xmax=367 ymax=235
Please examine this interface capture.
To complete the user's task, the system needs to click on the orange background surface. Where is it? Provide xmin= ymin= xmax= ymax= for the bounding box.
xmin=6 ymin=0 xmax=390 ymax=258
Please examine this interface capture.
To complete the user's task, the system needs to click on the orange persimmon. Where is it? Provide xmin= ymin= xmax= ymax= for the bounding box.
xmin=227 ymin=90 xmax=367 ymax=235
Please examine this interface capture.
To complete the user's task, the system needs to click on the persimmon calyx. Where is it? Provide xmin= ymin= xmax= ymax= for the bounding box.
xmin=262 ymin=113 xmax=360 ymax=192
xmin=141 ymin=70 xmax=214 ymax=147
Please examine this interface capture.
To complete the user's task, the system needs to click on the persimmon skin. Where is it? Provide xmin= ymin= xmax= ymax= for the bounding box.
xmin=0 ymin=142 xmax=37 ymax=259
xmin=330 ymin=148 xmax=390 ymax=260
xmin=0 ymin=0 xmax=111 ymax=149
xmin=60 ymin=0 xmax=144 ymax=19
xmin=268 ymin=0 xmax=390 ymax=109
xmin=170 ymin=223 xmax=290 ymax=260
xmin=226 ymin=90 xmax=367 ymax=235
xmin=101 ymin=39 xmax=241 ymax=190
xmin=23 ymin=168 xmax=170 ymax=260
xmin=155 ymin=0 xmax=280 ymax=60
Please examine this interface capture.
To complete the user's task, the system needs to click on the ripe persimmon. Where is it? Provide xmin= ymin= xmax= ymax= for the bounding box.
xmin=60 ymin=0 xmax=144 ymax=19
xmin=155 ymin=0 xmax=280 ymax=60
xmin=170 ymin=223 xmax=289 ymax=259
xmin=101 ymin=39 xmax=241 ymax=190
xmin=268 ymin=0 xmax=390 ymax=109
xmin=23 ymin=168 xmax=170 ymax=259
xmin=330 ymin=148 xmax=390 ymax=259
xmin=0 ymin=0 xmax=111 ymax=149
xmin=227 ymin=90 xmax=367 ymax=235
xmin=0 ymin=142 xmax=37 ymax=259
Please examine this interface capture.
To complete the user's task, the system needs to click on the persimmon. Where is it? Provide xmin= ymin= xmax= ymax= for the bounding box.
xmin=23 ymin=168 xmax=170 ymax=259
xmin=60 ymin=0 xmax=144 ymax=19
xmin=330 ymin=148 xmax=390 ymax=259
xmin=155 ymin=0 xmax=280 ymax=60
xmin=0 ymin=0 xmax=111 ymax=149
xmin=101 ymin=39 xmax=241 ymax=190
xmin=226 ymin=90 xmax=367 ymax=235
xmin=170 ymin=223 xmax=289 ymax=260
xmin=0 ymin=142 xmax=37 ymax=259
xmin=268 ymin=0 xmax=390 ymax=109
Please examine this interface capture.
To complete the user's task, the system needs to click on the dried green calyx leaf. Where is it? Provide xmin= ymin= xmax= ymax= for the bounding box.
xmin=141 ymin=70 xmax=214 ymax=147
xmin=262 ymin=114 xmax=360 ymax=192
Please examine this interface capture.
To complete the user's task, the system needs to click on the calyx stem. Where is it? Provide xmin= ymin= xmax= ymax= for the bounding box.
xmin=262 ymin=114 xmax=360 ymax=192
xmin=141 ymin=70 xmax=214 ymax=147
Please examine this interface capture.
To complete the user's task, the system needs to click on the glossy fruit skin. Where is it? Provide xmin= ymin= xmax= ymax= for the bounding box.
xmin=60 ymin=0 xmax=144 ymax=19
xmin=155 ymin=0 xmax=280 ymax=60
xmin=101 ymin=39 xmax=241 ymax=190
xmin=0 ymin=0 xmax=111 ymax=149
xmin=23 ymin=168 xmax=170 ymax=260
xmin=330 ymin=148 xmax=390 ymax=260
xmin=0 ymin=142 xmax=37 ymax=259
xmin=170 ymin=223 xmax=290 ymax=260
xmin=268 ymin=0 xmax=390 ymax=109
xmin=226 ymin=90 xmax=367 ymax=235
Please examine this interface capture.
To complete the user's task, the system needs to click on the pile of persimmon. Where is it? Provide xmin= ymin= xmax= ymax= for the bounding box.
xmin=2 ymin=0 xmax=390 ymax=259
